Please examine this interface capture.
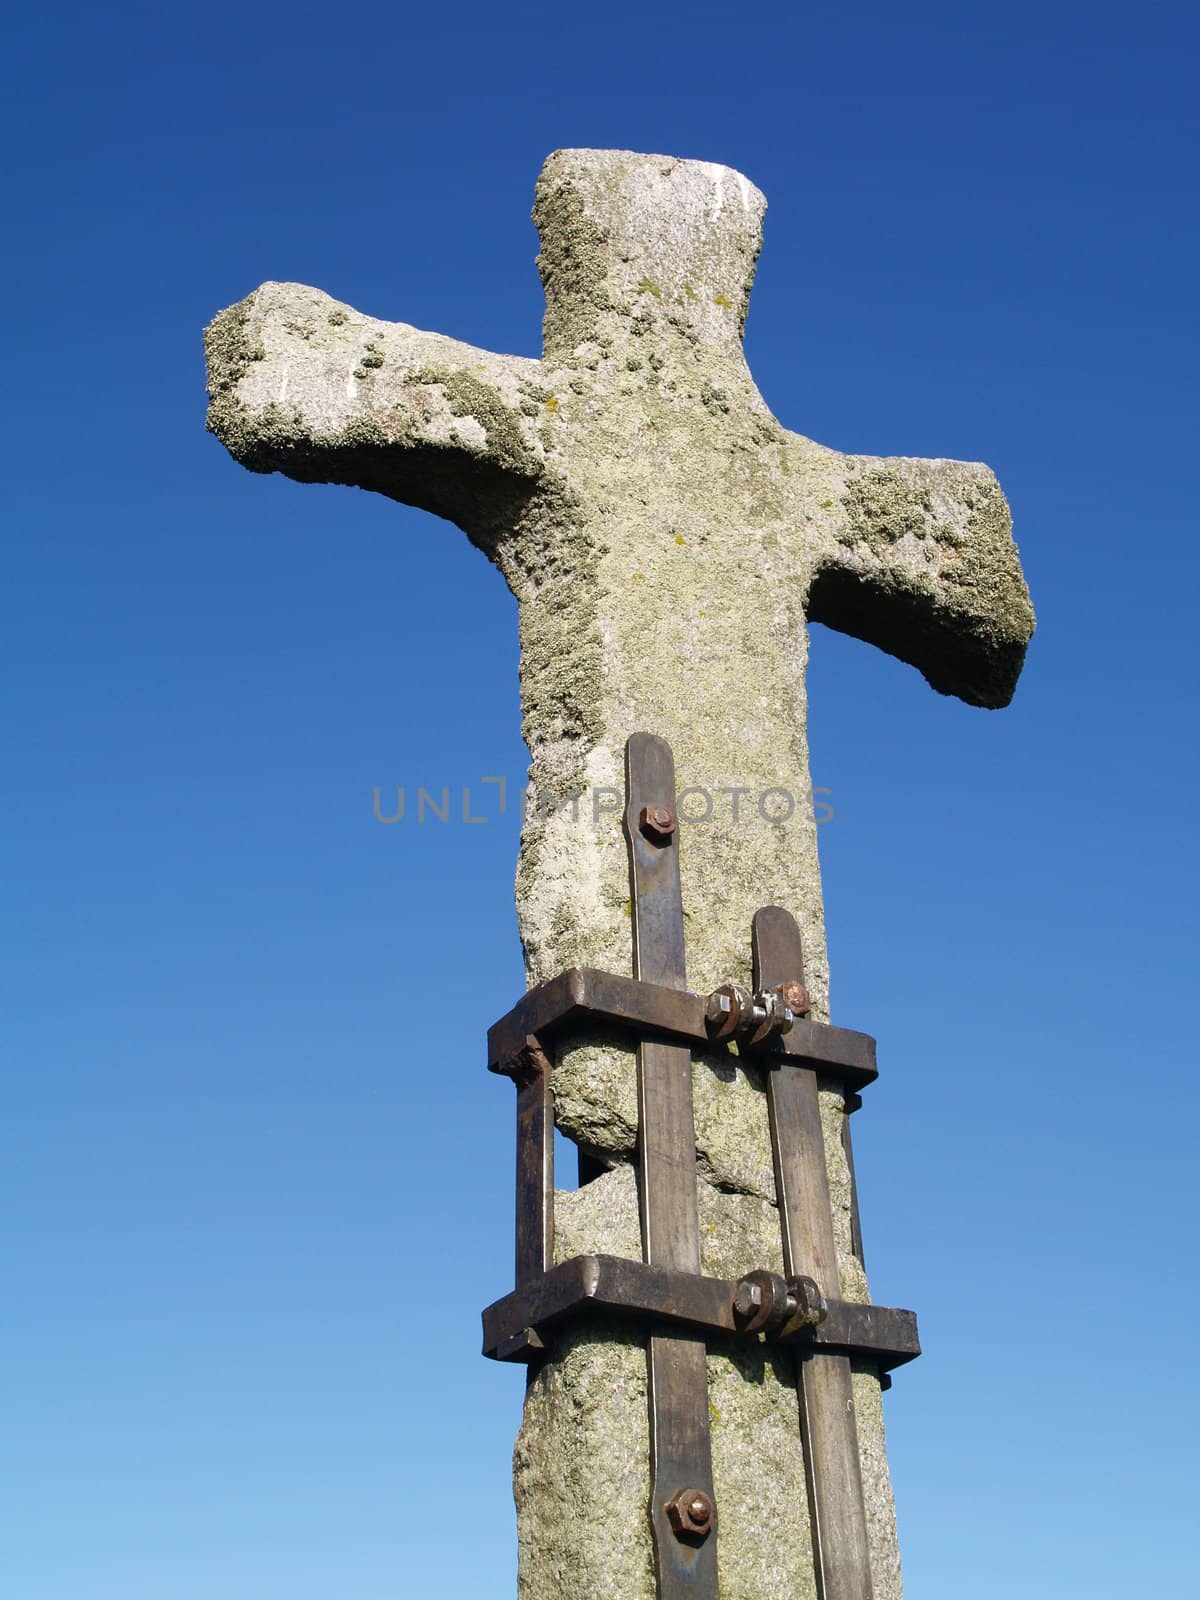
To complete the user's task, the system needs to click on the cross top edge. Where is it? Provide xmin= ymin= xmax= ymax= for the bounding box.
xmin=533 ymin=148 xmax=767 ymax=360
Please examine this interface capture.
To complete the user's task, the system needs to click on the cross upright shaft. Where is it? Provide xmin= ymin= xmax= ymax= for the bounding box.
xmin=205 ymin=149 xmax=1034 ymax=1599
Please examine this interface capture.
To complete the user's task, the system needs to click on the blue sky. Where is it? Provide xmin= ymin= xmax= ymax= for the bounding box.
xmin=4 ymin=2 xmax=1198 ymax=1595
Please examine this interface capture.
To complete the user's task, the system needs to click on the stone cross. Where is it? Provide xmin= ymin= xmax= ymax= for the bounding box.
xmin=205 ymin=148 xmax=1033 ymax=1600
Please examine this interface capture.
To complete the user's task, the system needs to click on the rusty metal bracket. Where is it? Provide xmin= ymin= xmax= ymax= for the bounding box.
xmin=755 ymin=906 xmax=876 ymax=1600
xmin=482 ymin=733 xmax=918 ymax=1600
xmin=488 ymin=968 xmax=878 ymax=1090
xmin=493 ymin=1036 xmax=554 ymax=1290
xmin=481 ymin=1254 xmax=920 ymax=1370
xmin=624 ymin=732 xmax=719 ymax=1600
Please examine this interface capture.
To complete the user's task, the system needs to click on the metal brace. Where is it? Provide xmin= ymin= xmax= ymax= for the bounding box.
xmin=624 ymin=732 xmax=718 ymax=1599
xmin=704 ymin=981 xmax=808 ymax=1044
xmin=483 ymin=733 xmax=917 ymax=1600
xmin=483 ymin=1254 xmax=919 ymax=1370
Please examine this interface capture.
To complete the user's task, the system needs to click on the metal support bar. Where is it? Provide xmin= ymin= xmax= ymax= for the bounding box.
xmin=625 ymin=733 xmax=719 ymax=1600
xmin=481 ymin=1253 xmax=921 ymax=1369
xmin=842 ymin=1091 xmax=866 ymax=1266
xmin=754 ymin=907 xmax=875 ymax=1600
xmin=488 ymin=967 xmax=877 ymax=1091
xmin=495 ymin=1037 xmax=555 ymax=1290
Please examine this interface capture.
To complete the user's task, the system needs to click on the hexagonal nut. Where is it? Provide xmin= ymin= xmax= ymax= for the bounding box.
xmin=787 ymin=1273 xmax=828 ymax=1327
xmin=733 ymin=1268 xmax=794 ymax=1334
xmin=639 ymin=804 xmax=676 ymax=842
xmin=732 ymin=1278 xmax=763 ymax=1318
xmin=665 ymin=1487 xmax=715 ymax=1538
xmin=704 ymin=982 xmax=750 ymax=1041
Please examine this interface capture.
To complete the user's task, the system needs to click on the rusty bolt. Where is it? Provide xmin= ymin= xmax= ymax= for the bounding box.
xmin=733 ymin=1279 xmax=763 ymax=1318
xmin=745 ymin=989 xmax=794 ymax=1046
xmin=665 ymin=1487 xmax=715 ymax=1538
xmin=639 ymin=803 xmax=676 ymax=842
xmin=704 ymin=982 xmax=751 ymax=1041
xmin=733 ymin=1268 xmax=794 ymax=1335
xmin=706 ymin=989 xmax=733 ymax=1025
xmin=779 ymin=979 xmax=811 ymax=1017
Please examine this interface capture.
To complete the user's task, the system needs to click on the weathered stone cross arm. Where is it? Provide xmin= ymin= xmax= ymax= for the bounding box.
xmin=204 ymin=281 xmax=554 ymax=550
xmin=803 ymin=441 xmax=1033 ymax=710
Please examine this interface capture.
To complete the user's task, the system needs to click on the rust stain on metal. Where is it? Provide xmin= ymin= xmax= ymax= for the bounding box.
xmin=779 ymin=979 xmax=811 ymax=1017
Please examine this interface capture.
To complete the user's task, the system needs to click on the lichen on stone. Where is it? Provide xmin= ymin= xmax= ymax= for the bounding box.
xmin=353 ymin=340 xmax=384 ymax=380
xmin=840 ymin=465 xmax=937 ymax=546
xmin=533 ymin=169 xmax=616 ymax=358
xmin=438 ymin=368 xmax=542 ymax=477
xmin=701 ymin=380 xmax=731 ymax=415
xmin=202 ymin=300 xmax=266 ymax=455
